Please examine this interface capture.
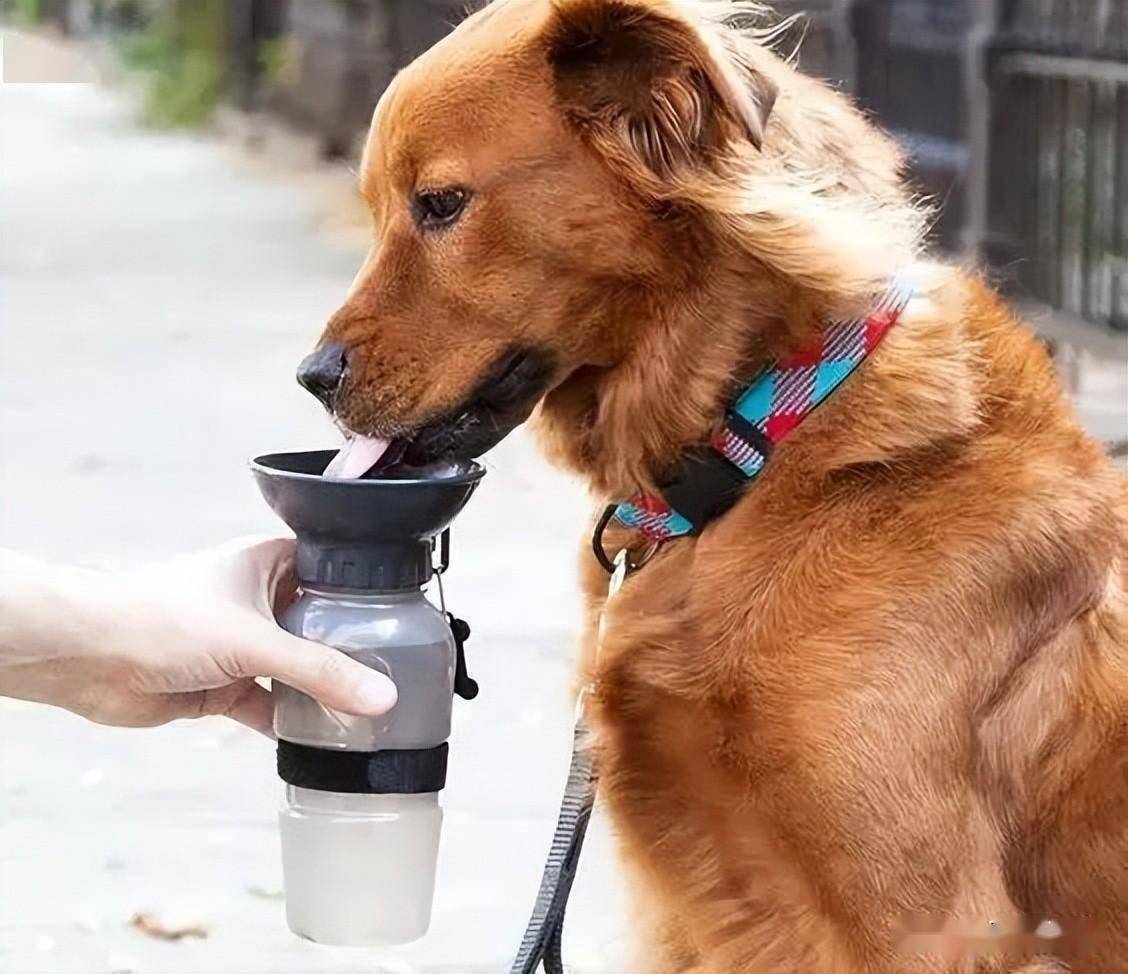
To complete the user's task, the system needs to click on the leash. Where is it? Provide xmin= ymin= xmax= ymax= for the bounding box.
xmin=508 ymin=706 xmax=598 ymax=974
xmin=509 ymin=553 xmax=630 ymax=974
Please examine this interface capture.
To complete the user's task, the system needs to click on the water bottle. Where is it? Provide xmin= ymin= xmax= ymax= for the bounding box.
xmin=251 ymin=450 xmax=483 ymax=946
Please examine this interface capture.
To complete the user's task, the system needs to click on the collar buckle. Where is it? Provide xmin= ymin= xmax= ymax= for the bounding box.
xmin=657 ymin=446 xmax=747 ymax=535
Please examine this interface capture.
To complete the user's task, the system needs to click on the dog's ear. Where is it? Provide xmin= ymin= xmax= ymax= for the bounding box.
xmin=545 ymin=0 xmax=776 ymax=182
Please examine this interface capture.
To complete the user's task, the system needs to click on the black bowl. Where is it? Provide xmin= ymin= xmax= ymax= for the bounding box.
xmin=251 ymin=450 xmax=485 ymax=546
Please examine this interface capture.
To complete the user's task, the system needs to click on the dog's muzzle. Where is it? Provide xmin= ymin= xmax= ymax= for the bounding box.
xmin=403 ymin=347 xmax=556 ymax=465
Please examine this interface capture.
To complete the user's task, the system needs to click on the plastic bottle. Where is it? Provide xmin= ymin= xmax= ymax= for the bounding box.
xmin=251 ymin=450 xmax=483 ymax=945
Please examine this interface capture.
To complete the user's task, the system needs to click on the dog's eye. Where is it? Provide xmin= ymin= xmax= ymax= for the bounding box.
xmin=412 ymin=188 xmax=468 ymax=229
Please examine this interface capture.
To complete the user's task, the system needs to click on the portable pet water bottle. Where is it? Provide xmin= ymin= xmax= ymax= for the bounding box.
xmin=251 ymin=450 xmax=484 ymax=946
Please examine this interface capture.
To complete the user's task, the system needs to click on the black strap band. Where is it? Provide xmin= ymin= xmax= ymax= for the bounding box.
xmin=277 ymin=740 xmax=448 ymax=794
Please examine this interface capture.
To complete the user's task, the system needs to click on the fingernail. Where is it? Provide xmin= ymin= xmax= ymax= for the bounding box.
xmin=356 ymin=675 xmax=397 ymax=713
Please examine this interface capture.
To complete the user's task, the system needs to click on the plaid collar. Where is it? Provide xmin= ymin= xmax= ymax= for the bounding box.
xmin=610 ymin=269 xmax=920 ymax=544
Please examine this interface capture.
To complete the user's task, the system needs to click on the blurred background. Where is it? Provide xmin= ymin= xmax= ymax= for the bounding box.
xmin=1 ymin=2 xmax=1125 ymax=973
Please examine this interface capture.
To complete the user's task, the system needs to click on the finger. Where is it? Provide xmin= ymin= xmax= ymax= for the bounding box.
xmin=167 ymin=679 xmax=276 ymax=737
xmin=239 ymin=629 xmax=398 ymax=717
xmin=222 ymin=681 xmax=276 ymax=738
xmin=267 ymin=551 xmax=299 ymax=618
xmin=240 ymin=536 xmax=299 ymax=617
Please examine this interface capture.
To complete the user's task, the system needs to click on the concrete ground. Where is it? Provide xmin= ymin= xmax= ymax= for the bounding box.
xmin=1 ymin=29 xmax=1125 ymax=974
xmin=0 ymin=66 xmax=628 ymax=974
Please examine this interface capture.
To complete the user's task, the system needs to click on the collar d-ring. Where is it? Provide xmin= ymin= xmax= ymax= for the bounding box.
xmin=592 ymin=503 xmax=661 ymax=576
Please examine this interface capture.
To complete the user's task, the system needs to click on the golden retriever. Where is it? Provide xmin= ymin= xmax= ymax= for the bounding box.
xmin=298 ymin=1 xmax=1128 ymax=970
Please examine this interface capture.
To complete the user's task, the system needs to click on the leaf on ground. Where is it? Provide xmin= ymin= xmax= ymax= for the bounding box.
xmin=128 ymin=912 xmax=208 ymax=941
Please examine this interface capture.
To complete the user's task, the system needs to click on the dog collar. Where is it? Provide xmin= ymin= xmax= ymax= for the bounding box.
xmin=600 ymin=269 xmax=920 ymax=560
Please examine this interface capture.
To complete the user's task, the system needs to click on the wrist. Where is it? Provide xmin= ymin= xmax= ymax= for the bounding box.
xmin=0 ymin=551 xmax=123 ymax=691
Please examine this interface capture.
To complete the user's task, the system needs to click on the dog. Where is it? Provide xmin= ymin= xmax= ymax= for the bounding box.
xmin=296 ymin=1 xmax=1128 ymax=970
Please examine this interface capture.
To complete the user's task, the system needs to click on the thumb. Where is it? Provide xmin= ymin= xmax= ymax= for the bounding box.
xmin=237 ymin=626 xmax=398 ymax=716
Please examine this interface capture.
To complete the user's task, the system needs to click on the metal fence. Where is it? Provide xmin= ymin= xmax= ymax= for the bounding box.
xmin=985 ymin=0 xmax=1128 ymax=329
xmin=851 ymin=0 xmax=976 ymax=251
xmin=262 ymin=0 xmax=465 ymax=158
xmin=13 ymin=0 xmax=1125 ymax=333
xmin=216 ymin=0 xmax=1128 ymax=333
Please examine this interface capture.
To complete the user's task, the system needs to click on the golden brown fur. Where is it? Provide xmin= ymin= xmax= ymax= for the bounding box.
xmin=309 ymin=1 xmax=1128 ymax=969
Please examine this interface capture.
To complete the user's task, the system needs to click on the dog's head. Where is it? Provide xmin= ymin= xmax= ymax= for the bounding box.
xmin=299 ymin=0 xmax=916 ymax=472
xmin=297 ymin=0 xmax=785 ymax=465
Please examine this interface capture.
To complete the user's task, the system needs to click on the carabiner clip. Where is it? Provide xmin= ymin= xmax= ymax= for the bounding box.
xmin=591 ymin=504 xmax=661 ymax=575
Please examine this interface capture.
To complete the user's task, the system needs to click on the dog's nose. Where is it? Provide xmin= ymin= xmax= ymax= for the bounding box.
xmin=297 ymin=342 xmax=347 ymax=408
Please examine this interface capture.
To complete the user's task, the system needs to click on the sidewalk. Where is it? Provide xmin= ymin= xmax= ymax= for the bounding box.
xmin=1 ymin=26 xmax=100 ymax=83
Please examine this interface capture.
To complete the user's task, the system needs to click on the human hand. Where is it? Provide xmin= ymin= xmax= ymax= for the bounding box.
xmin=0 ymin=539 xmax=397 ymax=736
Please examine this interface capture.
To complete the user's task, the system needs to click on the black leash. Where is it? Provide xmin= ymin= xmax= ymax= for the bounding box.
xmin=510 ymin=548 xmax=636 ymax=974
xmin=509 ymin=705 xmax=599 ymax=974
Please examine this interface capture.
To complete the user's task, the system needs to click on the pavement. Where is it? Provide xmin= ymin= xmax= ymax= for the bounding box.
xmin=1 ymin=28 xmax=1124 ymax=974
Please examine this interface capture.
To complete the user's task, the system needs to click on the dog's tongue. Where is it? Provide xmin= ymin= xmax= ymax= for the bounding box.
xmin=323 ymin=435 xmax=392 ymax=479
